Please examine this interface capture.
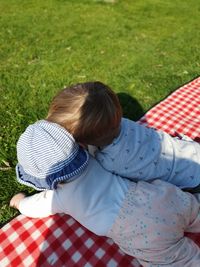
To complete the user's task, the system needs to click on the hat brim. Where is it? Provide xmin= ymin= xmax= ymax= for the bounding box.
xmin=16 ymin=147 xmax=89 ymax=190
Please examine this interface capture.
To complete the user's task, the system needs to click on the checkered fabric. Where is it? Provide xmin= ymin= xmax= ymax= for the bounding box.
xmin=139 ymin=77 xmax=200 ymax=141
xmin=0 ymin=77 xmax=200 ymax=267
xmin=0 ymin=214 xmax=139 ymax=267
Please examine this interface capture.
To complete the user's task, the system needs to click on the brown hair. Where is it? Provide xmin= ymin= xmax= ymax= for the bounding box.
xmin=47 ymin=81 xmax=122 ymax=146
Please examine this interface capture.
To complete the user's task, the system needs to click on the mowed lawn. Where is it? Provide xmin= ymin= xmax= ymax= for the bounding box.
xmin=0 ymin=0 xmax=200 ymax=226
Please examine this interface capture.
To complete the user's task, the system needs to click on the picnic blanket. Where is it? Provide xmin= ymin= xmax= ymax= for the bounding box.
xmin=1 ymin=77 xmax=200 ymax=267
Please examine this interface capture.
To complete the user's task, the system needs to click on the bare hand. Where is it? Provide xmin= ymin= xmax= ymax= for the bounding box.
xmin=10 ymin=193 xmax=26 ymax=209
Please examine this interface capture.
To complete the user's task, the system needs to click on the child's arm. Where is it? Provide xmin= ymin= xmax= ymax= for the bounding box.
xmin=10 ymin=190 xmax=61 ymax=218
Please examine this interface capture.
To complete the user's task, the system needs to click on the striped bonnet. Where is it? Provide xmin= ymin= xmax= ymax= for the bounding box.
xmin=16 ymin=120 xmax=89 ymax=191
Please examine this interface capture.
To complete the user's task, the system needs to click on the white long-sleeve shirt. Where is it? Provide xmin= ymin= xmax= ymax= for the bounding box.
xmin=94 ymin=118 xmax=200 ymax=189
xmin=19 ymin=156 xmax=130 ymax=236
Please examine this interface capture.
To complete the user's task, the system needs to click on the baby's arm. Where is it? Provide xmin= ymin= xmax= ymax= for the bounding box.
xmin=10 ymin=190 xmax=61 ymax=218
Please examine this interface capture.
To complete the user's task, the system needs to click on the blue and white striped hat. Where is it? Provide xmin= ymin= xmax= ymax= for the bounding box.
xmin=16 ymin=120 xmax=89 ymax=191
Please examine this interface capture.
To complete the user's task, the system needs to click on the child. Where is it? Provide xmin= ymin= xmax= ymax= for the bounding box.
xmin=47 ymin=81 xmax=200 ymax=191
xmin=11 ymin=120 xmax=200 ymax=266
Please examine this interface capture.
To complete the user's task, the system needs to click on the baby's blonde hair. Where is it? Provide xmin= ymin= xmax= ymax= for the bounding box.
xmin=47 ymin=81 xmax=122 ymax=146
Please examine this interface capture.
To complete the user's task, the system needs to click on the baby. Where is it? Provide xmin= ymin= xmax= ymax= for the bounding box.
xmin=11 ymin=120 xmax=200 ymax=266
xmin=47 ymin=81 xmax=200 ymax=191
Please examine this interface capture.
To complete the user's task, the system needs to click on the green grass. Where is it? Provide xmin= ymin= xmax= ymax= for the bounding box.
xmin=0 ymin=0 xmax=200 ymax=226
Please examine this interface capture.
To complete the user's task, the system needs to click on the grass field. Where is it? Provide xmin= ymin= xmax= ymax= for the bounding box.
xmin=0 ymin=0 xmax=200 ymax=226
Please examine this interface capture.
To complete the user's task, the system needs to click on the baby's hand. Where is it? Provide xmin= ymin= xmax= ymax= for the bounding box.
xmin=10 ymin=193 xmax=26 ymax=210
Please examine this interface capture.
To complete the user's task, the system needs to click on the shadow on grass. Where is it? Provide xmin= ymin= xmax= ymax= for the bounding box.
xmin=117 ymin=92 xmax=144 ymax=121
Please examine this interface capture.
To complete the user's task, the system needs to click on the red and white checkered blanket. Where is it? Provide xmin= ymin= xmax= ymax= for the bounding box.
xmin=1 ymin=77 xmax=200 ymax=267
